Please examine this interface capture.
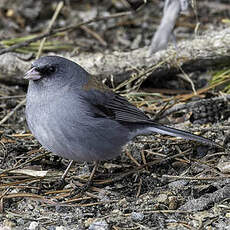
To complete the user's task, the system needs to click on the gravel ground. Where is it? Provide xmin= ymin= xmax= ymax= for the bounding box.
xmin=0 ymin=1 xmax=230 ymax=229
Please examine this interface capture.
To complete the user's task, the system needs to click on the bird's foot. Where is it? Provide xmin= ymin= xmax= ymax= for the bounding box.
xmin=69 ymin=161 xmax=98 ymax=197
xmin=70 ymin=180 xmax=93 ymax=197
xmin=52 ymin=178 xmax=67 ymax=190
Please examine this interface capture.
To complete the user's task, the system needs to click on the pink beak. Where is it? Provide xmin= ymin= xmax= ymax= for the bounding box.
xmin=24 ymin=67 xmax=42 ymax=81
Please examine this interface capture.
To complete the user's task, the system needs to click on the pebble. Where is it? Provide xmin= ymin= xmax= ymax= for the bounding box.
xmin=89 ymin=220 xmax=108 ymax=230
xmin=29 ymin=221 xmax=39 ymax=230
xmin=168 ymin=180 xmax=188 ymax=189
xmin=56 ymin=227 xmax=67 ymax=230
xmin=131 ymin=212 xmax=144 ymax=221
xmin=156 ymin=193 xmax=168 ymax=203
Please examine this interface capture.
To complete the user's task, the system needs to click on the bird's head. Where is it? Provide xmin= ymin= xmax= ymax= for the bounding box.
xmin=24 ymin=56 xmax=89 ymax=88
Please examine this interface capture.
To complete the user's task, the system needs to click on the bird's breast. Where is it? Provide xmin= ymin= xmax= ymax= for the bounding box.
xmin=25 ymin=88 xmax=130 ymax=162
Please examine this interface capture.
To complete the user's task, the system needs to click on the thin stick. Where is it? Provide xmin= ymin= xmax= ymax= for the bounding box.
xmin=80 ymin=25 xmax=107 ymax=46
xmin=61 ymin=160 xmax=74 ymax=180
xmin=177 ymin=64 xmax=197 ymax=95
xmin=0 ymin=11 xmax=131 ymax=55
xmin=36 ymin=1 xmax=64 ymax=58
xmin=0 ymin=152 xmax=49 ymax=176
xmin=0 ymin=95 xmax=25 ymax=100
xmin=125 ymin=150 xmax=141 ymax=167
xmin=0 ymin=98 xmax=26 ymax=126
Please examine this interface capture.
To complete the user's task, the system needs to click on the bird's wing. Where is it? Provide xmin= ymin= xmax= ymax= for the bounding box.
xmin=78 ymin=88 xmax=221 ymax=148
xmin=80 ymin=88 xmax=150 ymax=123
xmin=103 ymin=93 xmax=150 ymax=122
xmin=80 ymin=74 xmax=150 ymax=122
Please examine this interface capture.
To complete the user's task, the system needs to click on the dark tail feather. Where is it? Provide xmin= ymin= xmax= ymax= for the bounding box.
xmin=147 ymin=123 xmax=222 ymax=148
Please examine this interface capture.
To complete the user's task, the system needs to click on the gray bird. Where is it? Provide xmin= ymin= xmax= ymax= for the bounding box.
xmin=25 ymin=56 xmax=219 ymax=165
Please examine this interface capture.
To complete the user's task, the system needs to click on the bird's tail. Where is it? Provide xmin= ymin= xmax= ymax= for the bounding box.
xmin=142 ymin=122 xmax=222 ymax=148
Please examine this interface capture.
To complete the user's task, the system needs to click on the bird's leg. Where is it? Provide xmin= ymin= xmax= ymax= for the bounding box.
xmin=61 ymin=160 xmax=74 ymax=181
xmin=54 ymin=160 xmax=74 ymax=189
xmin=71 ymin=161 xmax=98 ymax=196
xmin=87 ymin=161 xmax=98 ymax=183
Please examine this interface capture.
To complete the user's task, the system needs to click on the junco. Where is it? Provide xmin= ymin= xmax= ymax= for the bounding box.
xmin=24 ymin=56 xmax=219 ymax=173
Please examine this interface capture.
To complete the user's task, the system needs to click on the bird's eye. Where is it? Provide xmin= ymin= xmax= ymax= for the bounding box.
xmin=47 ymin=66 xmax=56 ymax=73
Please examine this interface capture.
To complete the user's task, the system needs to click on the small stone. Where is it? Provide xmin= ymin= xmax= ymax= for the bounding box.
xmin=89 ymin=220 xmax=108 ymax=230
xmin=56 ymin=226 xmax=67 ymax=230
xmin=118 ymin=198 xmax=128 ymax=207
xmin=16 ymin=218 xmax=25 ymax=225
xmin=131 ymin=212 xmax=144 ymax=222
xmin=168 ymin=180 xmax=188 ymax=189
xmin=0 ymin=224 xmax=11 ymax=230
xmin=156 ymin=194 xmax=168 ymax=204
xmin=2 ymin=219 xmax=15 ymax=229
xmin=29 ymin=221 xmax=39 ymax=230
xmin=28 ymin=204 xmax=34 ymax=210
xmin=217 ymin=161 xmax=230 ymax=173
xmin=47 ymin=227 xmax=56 ymax=230
xmin=111 ymin=209 xmax=122 ymax=215
xmin=168 ymin=196 xmax=178 ymax=210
